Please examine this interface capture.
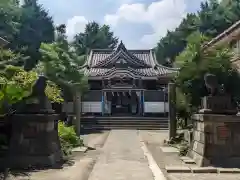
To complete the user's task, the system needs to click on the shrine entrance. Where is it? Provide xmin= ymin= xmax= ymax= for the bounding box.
xmin=100 ymin=71 xmax=145 ymax=116
xmin=102 ymin=90 xmax=143 ymax=116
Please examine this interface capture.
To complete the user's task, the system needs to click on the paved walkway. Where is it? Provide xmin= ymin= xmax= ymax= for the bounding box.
xmin=88 ymin=130 xmax=156 ymax=180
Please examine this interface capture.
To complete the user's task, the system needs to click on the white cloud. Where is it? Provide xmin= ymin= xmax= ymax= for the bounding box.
xmin=66 ymin=16 xmax=88 ymax=39
xmin=104 ymin=0 xmax=187 ymax=48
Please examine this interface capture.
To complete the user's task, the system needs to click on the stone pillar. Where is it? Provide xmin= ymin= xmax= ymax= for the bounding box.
xmin=168 ymin=83 xmax=177 ymax=139
xmin=5 ymin=76 xmax=62 ymax=169
xmin=73 ymin=91 xmax=81 ymax=136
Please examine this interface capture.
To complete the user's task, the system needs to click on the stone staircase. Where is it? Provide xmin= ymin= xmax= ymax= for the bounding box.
xmin=81 ymin=116 xmax=169 ymax=130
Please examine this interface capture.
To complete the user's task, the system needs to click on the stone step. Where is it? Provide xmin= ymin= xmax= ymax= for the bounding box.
xmin=82 ymin=124 xmax=168 ymax=128
xmin=165 ymin=166 xmax=240 ymax=174
xmin=82 ymin=123 xmax=168 ymax=125
xmin=82 ymin=126 xmax=168 ymax=130
xmin=81 ymin=116 xmax=168 ymax=130
xmin=82 ymin=116 xmax=168 ymax=120
xmin=82 ymin=121 xmax=168 ymax=125
xmin=82 ymin=118 xmax=168 ymax=121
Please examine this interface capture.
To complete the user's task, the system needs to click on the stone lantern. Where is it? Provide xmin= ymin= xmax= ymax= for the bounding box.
xmin=7 ymin=76 xmax=63 ymax=168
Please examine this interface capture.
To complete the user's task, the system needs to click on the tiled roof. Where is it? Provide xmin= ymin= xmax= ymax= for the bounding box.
xmin=81 ymin=41 xmax=178 ymax=78
xmin=88 ymin=49 xmax=155 ymax=67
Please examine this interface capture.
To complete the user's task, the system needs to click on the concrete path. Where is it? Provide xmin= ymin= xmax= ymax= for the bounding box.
xmin=88 ymin=130 xmax=162 ymax=180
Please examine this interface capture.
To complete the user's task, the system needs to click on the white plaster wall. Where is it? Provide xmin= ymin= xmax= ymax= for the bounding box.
xmin=144 ymin=102 xmax=169 ymax=113
xmin=82 ymin=102 xmax=102 ymax=113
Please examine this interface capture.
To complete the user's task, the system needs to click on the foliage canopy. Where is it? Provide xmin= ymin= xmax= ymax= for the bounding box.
xmin=155 ymin=0 xmax=240 ymax=66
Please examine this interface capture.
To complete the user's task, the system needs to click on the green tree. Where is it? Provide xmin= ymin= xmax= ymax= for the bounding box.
xmin=15 ymin=0 xmax=55 ymax=70
xmin=174 ymin=31 xmax=210 ymax=67
xmin=175 ymin=32 xmax=240 ymax=111
xmin=0 ymin=0 xmax=22 ymax=42
xmin=155 ymin=0 xmax=240 ymax=66
xmin=39 ymin=43 xmax=88 ymax=93
xmin=39 ymin=42 xmax=88 ymax=135
xmin=39 ymin=28 xmax=88 ymax=135
xmin=0 ymin=0 xmax=55 ymax=70
xmin=155 ymin=14 xmax=199 ymax=65
xmin=73 ymin=22 xmax=119 ymax=55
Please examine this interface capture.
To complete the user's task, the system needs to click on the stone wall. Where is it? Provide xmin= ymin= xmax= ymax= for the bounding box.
xmin=188 ymin=114 xmax=240 ymax=167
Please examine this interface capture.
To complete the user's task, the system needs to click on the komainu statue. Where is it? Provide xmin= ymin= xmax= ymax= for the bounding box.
xmin=199 ymin=73 xmax=237 ymax=115
xmin=204 ymin=73 xmax=219 ymax=96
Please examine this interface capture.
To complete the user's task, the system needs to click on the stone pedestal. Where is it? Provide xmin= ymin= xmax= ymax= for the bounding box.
xmin=199 ymin=96 xmax=237 ymax=115
xmin=188 ymin=114 xmax=240 ymax=167
xmin=7 ymin=114 xmax=62 ymax=168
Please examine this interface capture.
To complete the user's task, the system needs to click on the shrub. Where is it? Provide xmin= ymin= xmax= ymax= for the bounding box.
xmin=58 ymin=121 xmax=83 ymax=156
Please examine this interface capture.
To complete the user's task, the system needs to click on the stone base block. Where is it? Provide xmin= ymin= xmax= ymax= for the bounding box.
xmin=189 ymin=113 xmax=240 ymax=167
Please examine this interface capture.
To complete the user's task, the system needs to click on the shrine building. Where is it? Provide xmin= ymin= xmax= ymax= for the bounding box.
xmin=79 ymin=41 xmax=178 ymax=116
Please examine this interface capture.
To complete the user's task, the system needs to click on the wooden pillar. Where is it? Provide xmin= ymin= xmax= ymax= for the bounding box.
xmin=101 ymin=90 xmax=105 ymax=116
xmin=73 ymin=91 xmax=81 ymax=136
xmin=168 ymin=83 xmax=177 ymax=139
xmin=141 ymin=90 xmax=145 ymax=116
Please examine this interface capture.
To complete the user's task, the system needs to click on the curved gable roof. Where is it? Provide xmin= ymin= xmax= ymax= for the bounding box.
xmin=91 ymin=41 xmax=151 ymax=68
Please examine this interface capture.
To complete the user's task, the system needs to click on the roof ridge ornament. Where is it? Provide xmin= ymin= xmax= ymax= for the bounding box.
xmin=117 ymin=41 xmax=127 ymax=51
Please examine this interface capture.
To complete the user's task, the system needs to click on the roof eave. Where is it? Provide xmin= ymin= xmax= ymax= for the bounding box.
xmin=203 ymin=20 xmax=240 ymax=50
xmin=0 ymin=37 xmax=9 ymax=47
xmin=150 ymin=49 xmax=179 ymax=71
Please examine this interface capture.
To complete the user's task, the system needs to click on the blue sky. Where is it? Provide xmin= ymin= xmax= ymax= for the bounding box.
xmin=38 ymin=0 xmax=206 ymax=49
